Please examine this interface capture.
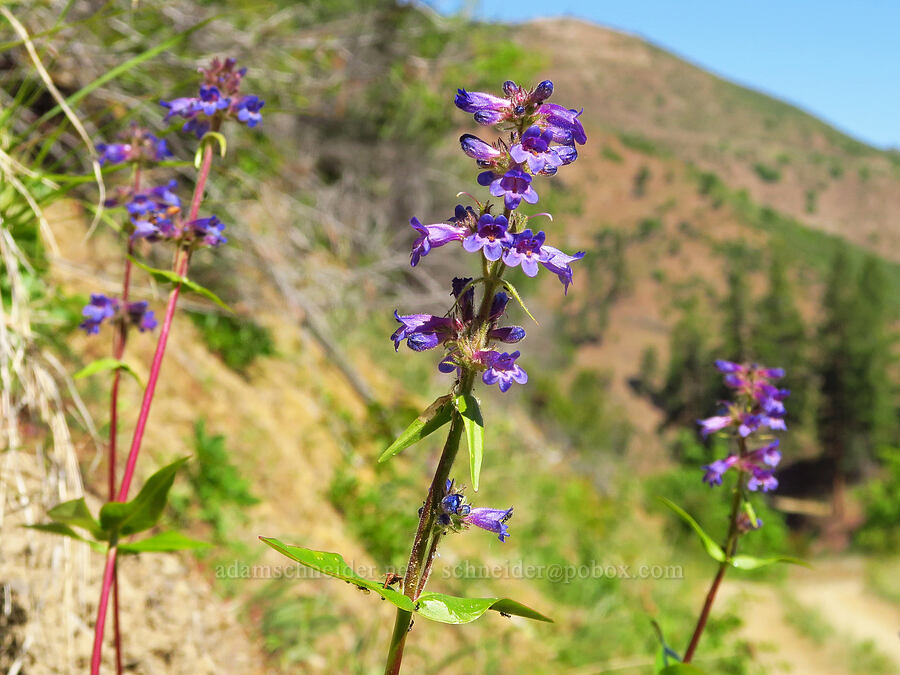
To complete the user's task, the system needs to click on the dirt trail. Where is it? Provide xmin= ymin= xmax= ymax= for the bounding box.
xmin=720 ymin=556 xmax=900 ymax=673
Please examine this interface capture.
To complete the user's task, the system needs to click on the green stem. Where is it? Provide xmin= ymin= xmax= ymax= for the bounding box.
xmin=683 ymin=437 xmax=748 ymax=662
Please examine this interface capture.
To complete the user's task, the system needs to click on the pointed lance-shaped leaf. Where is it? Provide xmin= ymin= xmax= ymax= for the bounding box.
xmin=658 ymin=497 xmax=726 ymax=563
xmin=99 ymin=457 xmax=189 ymax=536
xmin=118 ymin=530 xmax=211 ymax=555
xmin=378 ymin=395 xmax=453 ymax=463
xmin=456 ymin=394 xmax=484 ymax=491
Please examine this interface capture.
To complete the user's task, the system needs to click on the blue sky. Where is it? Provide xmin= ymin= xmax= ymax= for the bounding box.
xmin=425 ymin=0 xmax=900 ymax=149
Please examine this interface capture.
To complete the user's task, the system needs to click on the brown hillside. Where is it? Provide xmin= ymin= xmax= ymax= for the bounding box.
xmin=518 ymin=18 xmax=900 ymax=259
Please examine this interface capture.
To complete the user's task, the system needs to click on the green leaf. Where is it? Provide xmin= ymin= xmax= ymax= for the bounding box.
xmin=729 ymin=554 xmax=810 ymax=570
xmin=658 ymin=497 xmax=726 ymax=563
xmin=500 ymin=279 xmax=539 ymax=325
xmin=377 ymin=395 xmax=453 ymax=463
xmin=46 ymin=497 xmax=106 ymax=540
xmin=258 ymin=539 xmax=552 ymax=624
xmin=659 ymin=665 xmax=706 ymax=674
xmin=74 ymin=358 xmax=142 ymax=385
xmin=455 ymin=394 xmax=484 ymax=491
xmin=415 ymin=594 xmax=552 ymax=624
xmin=24 ymin=522 xmax=104 ymax=551
xmin=258 ymin=537 xmax=414 ymax=610
xmin=127 ymin=256 xmax=231 ymax=311
xmin=194 ymin=131 xmax=227 ymax=168
xmin=118 ymin=530 xmax=210 ymax=555
xmin=99 ymin=458 xmax=189 ymax=536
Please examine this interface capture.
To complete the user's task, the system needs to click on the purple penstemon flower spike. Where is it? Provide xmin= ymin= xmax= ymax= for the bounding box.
xmin=699 ymin=361 xmax=789 ymax=491
xmin=160 ymin=57 xmax=264 ymax=137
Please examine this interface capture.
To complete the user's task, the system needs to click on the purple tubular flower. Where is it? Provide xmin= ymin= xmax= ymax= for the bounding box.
xmin=538 ymin=103 xmax=587 ymax=145
xmin=463 ymin=214 xmax=510 ymax=261
xmin=530 ymin=80 xmax=554 ymax=105
xmin=509 ymin=126 xmax=563 ymax=174
xmin=188 ymin=216 xmax=227 ymax=247
xmin=234 ymin=95 xmax=264 ymax=127
xmin=126 ymin=180 xmax=181 ymax=216
xmin=698 ymin=414 xmax=733 ymax=438
xmin=391 ymin=312 xmax=455 ymax=352
xmin=96 ymin=143 xmax=129 ymax=166
xmin=160 ymin=97 xmax=198 ymax=121
xmin=462 ymin=507 xmax=513 ymax=542
xmin=539 ymin=245 xmax=586 ymax=294
xmin=747 ymin=467 xmax=778 ymax=492
xmin=748 ymin=439 xmax=782 ymax=467
xmin=488 ymin=169 xmax=539 ymax=211
xmin=503 ymin=229 xmax=545 ymax=277
xmin=702 ymin=456 xmax=738 ymax=487
xmin=409 ymin=217 xmax=466 ymax=267
xmin=455 ymin=89 xmax=511 ymax=124
xmin=715 ymin=360 xmax=745 ymax=374
xmin=125 ymin=301 xmax=157 ymax=332
xmin=489 ymin=326 xmax=526 ymax=343
xmin=460 ymin=134 xmax=503 ymax=164
xmin=479 ymin=350 xmax=528 ymax=392
xmin=197 ymin=85 xmax=230 ymax=115
xmin=79 ymin=294 xmax=118 ymax=334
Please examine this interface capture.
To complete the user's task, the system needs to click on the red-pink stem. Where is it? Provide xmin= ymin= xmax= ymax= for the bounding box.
xmin=91 ymin=546 xmax=119 ymax=675
xmin=108 ymin=166 xmax=139 ymax=675
xmin=116 ymin=141 xmax=212 ymax=501
xmin=91 ymin=144 xmax=214 ymax=674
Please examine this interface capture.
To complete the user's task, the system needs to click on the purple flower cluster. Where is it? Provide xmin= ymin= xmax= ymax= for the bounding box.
xmin=394 ymin=79 xmax=587 ymax=396
xmin=96 ymin=123 xmax=172 ymax=166
xmin=160 ymin=58 xmax=264 ymax=137
xmin=456 ymin=80 xmax=584 ymax=199
xmin=105 ymin=180 xmax=226 ymax=248
xmin=698 ymin=361 xmax=790 ymax=438
xmin=409 ymin=211 xmax=584 ymax=293
xmin=455 ymin=80 xmax=585 ymax=147
xmin=393 ymin=279 xmax=528 ymax=392
xmin=438 ymin=480 xmax=513 ymax=542
xmin=699 ymin=361 xmax=790 ymax=492
xmin=79 ymin=294 xmax=157 ymax=335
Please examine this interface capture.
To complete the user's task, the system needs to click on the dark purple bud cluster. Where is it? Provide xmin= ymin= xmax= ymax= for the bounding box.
xmin=699 ymin=361 xmax=790 ymax=495
xmin=393 ymin=278 xmax=527 ymax=390
xmin=160 ymin=57 xmax=265 ymax=138
xmin=437 ymin=480 xmax=513 ymax=542
xmin=79 ymin=294 xmax=157 ymax=335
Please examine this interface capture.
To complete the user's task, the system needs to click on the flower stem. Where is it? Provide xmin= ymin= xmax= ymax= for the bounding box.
xmin=91 ymin=545 xmax=118 ymax=675
xmin=108 ymin=164 xmax=140 ymax=675
xmin=92 ymin=143 xmax=213 ymax=672
xmin=683 ymin=439 xmax=748 ymax=663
